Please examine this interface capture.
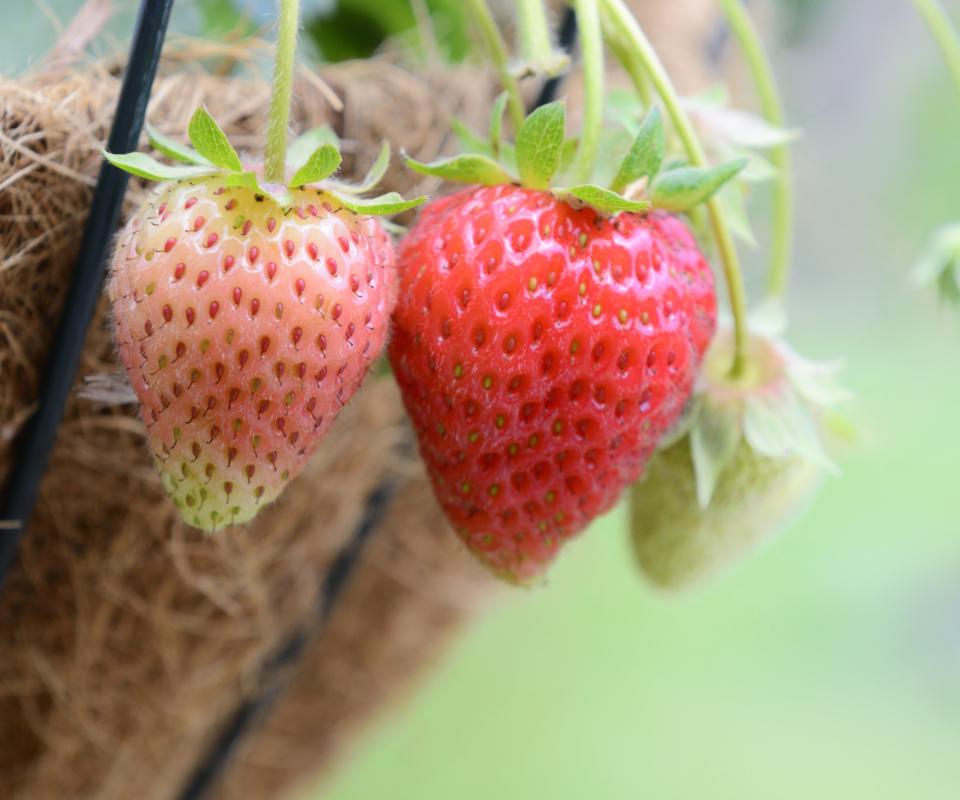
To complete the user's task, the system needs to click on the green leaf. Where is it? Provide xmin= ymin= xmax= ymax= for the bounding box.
xmin=657 ymin=398 xmax=701 ymax=451
xmin=289 ymin=144 xmax=342 ymax=187
xmin=556 ymin=184 xmax=651 ymax=215
xmin=103 ymin=151 xmax=219 ymax=182
xmin=716 ymin=181 xmax=756 ymax=247
xmin=690 ymin=103 xmax=801 ymax=149
xmin=648 ymin=159 xmax=747 ymax=213
xmin=331 ymin=191 xmax=426 ymax=216
xmin=515 ymin=101 xmax=565 ymax=190
xmin=912 ymin=224 xmax=960 ymax=307
xmin=450 ymin=118 xmax=492 ymax=156
xmin=354 ymin=141 xmax=391 ymax=193
xmin=786 ymin=354 xmax=852 ymax=407
xmin=489 ymin=92 xmax=508 ymax=158
xmin=740 ymin=151 xmax=778 ymax=183
xmin=405 ymin=154 xmax=514 ymax=186
xmin=288 ymin=126 xmax=340 ymax=168
xmin=743 ymin=388 xmax=834 ymax=471
xmin=610 ymin=106 xmax=664 ymax=194
xmin=146 ymin=124 xmax=210 ymax=166
xmin=558 ymin=137 xmax=579 ymax=175
xmin=322 ymin=142 xmax=391 ymax=196
xmin=690 ymin=403 xmax=742 ymax=508
xmin=938 ymin=261 xmax=960 ymax=305
xmin=187 ymin=108 xmax=243 ymax=172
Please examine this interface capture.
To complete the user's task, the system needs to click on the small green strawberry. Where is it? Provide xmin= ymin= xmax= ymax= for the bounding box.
xmin=630 ymin=306 xmax=849 ymax=589
xmin=105 ymin=112 xmax=422 ymax=530
xmin=630 ymin=436 xmax=821 ymax=589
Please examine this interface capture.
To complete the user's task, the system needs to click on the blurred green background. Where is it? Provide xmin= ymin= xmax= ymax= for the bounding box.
xmin=5 ymin=1 xmax=960 ymax=798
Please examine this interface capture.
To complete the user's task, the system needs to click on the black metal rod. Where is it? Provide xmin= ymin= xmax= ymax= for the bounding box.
xmin=176 ymin=480 xmax=397 ymax=800
xmin=532 ymin=7 xmax=578 ymax=110
xmin=0 ymin=0 xmax=175 ymax=589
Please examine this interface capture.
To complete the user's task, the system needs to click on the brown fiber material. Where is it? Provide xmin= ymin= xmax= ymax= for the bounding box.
xmin=0 ymin=48 xmax=495 ymax=800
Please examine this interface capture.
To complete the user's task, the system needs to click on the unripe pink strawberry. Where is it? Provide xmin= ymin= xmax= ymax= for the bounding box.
xmin=110 ymin=179 xmax=394 ymax=528
xmin=105 ymin=111 xmax=422 ymax=529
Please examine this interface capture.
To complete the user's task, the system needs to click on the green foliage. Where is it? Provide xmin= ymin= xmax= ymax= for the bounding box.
xmin=515 ymin=101 xmax=566 ymax=190
xmin=406 ymin=154 xmax=515 ymax=186
xmin=609 ymin=106 xmax=664 ymax=194
xmin=647 ymin=160 xmax=748 ymax=213
xmin=304 ymin=0 xmax=471 ymax=63
xmin=287 ymin=126 xmax=341 ymax=167
xmin=289 ymin=144 xmax=342 ymax=187
xmin=146 ymin=125 xmax=211 ymax=166
xmin=556 ymin=185 xmax=650 ymax=214
xmin=912 ymin=223 xmax=960 ymax=307
xmin=187 ymin=108 xmax=243 ymax=172
xmin=102 ymin=151 xmax=217 ymax=181
xmin=106 ymin=108 xmax=422 ymax=216
xmin=196 ymin=0 xmax=256 ymax=38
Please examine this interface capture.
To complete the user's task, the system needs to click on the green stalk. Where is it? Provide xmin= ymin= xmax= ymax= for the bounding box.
xmin=264 ymin=0 xmax=301 ymax=183
xmin=601 ymin=16 xmax=652 ymax=108
xmin=599 ymin=0 xmax=750 ymax=378
xmin=719 ymin=0 xmax=793 ymax=298
xmin=572 ymin=0 xmax=604 ymax=182
xmin=466 ymin=0 xmax=525 ymax=131
xmin=913 ymin=0 xmax=960 ymax=100
xmin=517 ymin=0 xmax=553 ymax=65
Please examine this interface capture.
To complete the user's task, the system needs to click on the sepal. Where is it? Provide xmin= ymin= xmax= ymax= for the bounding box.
xmin=912 ymin=223 xmax=960 ymax=307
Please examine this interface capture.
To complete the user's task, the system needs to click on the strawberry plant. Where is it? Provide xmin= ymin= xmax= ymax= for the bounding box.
xmin=103 ymin=0 xmax=423 ymax=529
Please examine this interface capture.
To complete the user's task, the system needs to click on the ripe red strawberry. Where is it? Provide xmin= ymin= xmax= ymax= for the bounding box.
xmin=105 ymin=109 xmax=421 ymax=529
xmin=389 ymin=184 xmax=717 ymax=582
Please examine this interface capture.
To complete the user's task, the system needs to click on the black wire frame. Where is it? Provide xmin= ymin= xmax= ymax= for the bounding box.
xmin=0 ymin=0 xmax=176 ymax=589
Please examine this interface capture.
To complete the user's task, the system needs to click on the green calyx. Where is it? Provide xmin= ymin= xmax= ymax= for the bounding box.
xmin=406 ymin=100 xmax=745 ymax=217
xmin=913 ymin=222 xmax=960 ymax=307
xmin=104 ymin=107 xmax=425 ymax=216
xmin=664 ymin=306 xmax=850 ymax=509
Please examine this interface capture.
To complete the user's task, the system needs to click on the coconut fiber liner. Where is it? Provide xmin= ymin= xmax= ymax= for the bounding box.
xmin=0 ymin=49 xmax=497 ymax=800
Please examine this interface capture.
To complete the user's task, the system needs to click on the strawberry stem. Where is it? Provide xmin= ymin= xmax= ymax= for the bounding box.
xmin=517 ymin=0 xmax=553 ymax=66
xmin=264 ymin=0 xmax=301 ymax=184
xmin=466 ymin=0 xmax=525 ymax=132
xmin=719 ymin=0 xmax=793 ymax=299
xmin=571 ymin=0 xmax=603 ymax=183
xmin=599 ymin=0 xmax=750 ymax=379
xmin=913 ymin=0 xmax=960 ymax=101
xmin=600 ymin=14 xmax=652 ymax=109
